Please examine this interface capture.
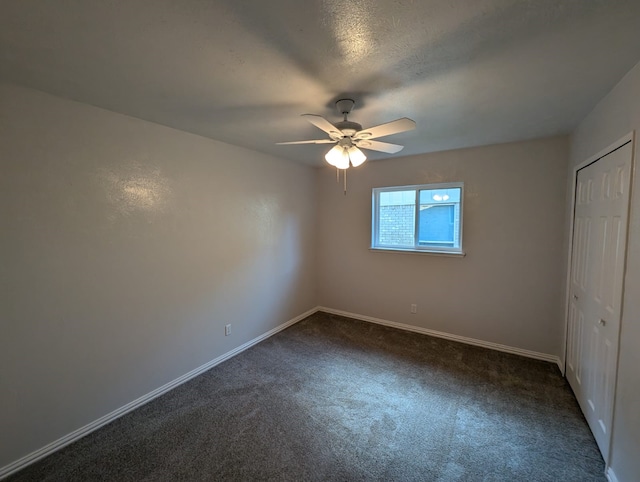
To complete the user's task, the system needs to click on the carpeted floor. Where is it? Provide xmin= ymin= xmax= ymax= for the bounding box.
xmin=7 ymin=312 xmax=605 ymax=481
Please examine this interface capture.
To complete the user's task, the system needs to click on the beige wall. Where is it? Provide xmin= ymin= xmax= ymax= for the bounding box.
xmin=317 ymin=137 xmax=569 ymax=357
xmin=0 ymin=84 xmax=317 ymax=468
xmin=570 ymin=61 xmax=640 ymax=482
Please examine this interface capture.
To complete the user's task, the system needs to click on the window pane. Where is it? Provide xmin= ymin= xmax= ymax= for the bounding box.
xmin=418 ymin=188 xmax=461 ymax=248
xmin=378 ymin=190 xmax=415 ymax=246
xmin=419 ymin=188 xmax=461 ymax=204
xmin=419 ymin=205 xmax=454 ymax=246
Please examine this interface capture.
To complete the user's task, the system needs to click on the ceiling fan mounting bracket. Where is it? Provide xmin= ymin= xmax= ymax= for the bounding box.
xmin=335 ymin=99 xmax=355 ymax=116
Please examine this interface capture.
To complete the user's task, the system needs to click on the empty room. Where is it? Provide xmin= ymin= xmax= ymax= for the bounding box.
xmin=2 ymin=1 xmax=640 ymax=481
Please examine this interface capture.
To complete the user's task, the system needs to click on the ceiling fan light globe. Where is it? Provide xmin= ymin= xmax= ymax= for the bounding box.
xmin=325 ymin=145 xmax=347 ymax=168
xmin=335 ymin=149 xmax=350 ymax=169
xmin=348 ymin=147 xmax=366 ymax=167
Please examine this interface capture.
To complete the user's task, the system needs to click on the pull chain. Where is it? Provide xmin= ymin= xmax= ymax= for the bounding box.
xmin=344 ymin=168 xmax=347 ymax=195
xmin=335 ymin=167 xmax=348 ymax=194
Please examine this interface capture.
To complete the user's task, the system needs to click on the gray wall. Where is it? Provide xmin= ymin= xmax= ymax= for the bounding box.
xmin=0 ymin=84 xmax=317 ymax=468
xmin=569 ymin=60 xmax=640 ymax=482
xmin=317 ymin=137 xmax=569 ymax=357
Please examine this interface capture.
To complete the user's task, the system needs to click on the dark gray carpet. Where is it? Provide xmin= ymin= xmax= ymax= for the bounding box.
xmin=7 ymin=312 xmax=605 ymax=481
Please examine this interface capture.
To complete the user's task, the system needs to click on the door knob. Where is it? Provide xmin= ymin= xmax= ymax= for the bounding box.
xmin=599 ymin=319 xmax=606 ymax=327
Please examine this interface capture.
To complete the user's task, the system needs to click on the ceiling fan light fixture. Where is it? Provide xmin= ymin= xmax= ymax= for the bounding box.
xmin=325 ymin=145 xmax=349 ymax=169
xmin=347 ymin=146 xmax=366 ymax=167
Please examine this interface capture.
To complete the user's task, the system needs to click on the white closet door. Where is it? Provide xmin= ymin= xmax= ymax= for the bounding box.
xmin=566 ymin=142 xmax=632 ymax=460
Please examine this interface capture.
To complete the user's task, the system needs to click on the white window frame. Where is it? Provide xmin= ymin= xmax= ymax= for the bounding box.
xmin=371 ymin=182 xmax=464 ymax=256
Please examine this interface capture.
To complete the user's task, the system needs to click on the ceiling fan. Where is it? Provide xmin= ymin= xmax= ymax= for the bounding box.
xmin=276 ymin=99 xmax=416 ymax=169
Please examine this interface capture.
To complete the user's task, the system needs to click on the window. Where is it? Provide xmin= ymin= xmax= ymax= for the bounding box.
xmin=371 ymin=182 xmax=464 ymax=255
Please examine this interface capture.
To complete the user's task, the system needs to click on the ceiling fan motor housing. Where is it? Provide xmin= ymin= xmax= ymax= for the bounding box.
xmin=334 ymin=120 xmax=362 ymax=137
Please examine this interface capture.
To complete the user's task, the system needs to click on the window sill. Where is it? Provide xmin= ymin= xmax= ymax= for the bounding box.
xmin=369 ymin=247 xmax=466 ymax=257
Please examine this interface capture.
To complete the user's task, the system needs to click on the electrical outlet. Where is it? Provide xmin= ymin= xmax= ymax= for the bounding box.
xmin=225 ymin=324 xmax=231 ymax=336
xmin=410 ymin=304 xmax=417 ymax=314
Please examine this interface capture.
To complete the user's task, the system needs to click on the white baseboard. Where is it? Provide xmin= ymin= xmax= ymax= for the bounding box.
xmin=606 ymin=466 xmax=619 ymax=482
xmin=0 ymin=306 xmax=320 ymax=480
xmin=318 ymin=307 xmax=562 ymax=370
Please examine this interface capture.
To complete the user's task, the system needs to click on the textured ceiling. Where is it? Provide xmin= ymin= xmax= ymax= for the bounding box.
xmin=2 ymin=0 xmax=640 ymax=166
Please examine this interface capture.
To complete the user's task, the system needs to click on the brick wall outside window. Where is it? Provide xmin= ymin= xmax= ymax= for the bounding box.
xmin=379 ymin=204 xmax=414 ymax=246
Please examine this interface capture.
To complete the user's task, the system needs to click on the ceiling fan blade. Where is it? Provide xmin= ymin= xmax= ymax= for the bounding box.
xmin=355 ymin=117 xmax=416 ymax=140
xmin=301 ymin=114 xmax=343 ymax=138
xmin=355 ymin=139 xmax=405 ymax=154
xmin=276 ymin=139 xmax=336 ymax=145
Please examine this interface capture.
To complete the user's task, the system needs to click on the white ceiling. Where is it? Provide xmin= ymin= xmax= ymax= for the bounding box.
xmin=2 ymin=0 xmax=640 ymax=166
